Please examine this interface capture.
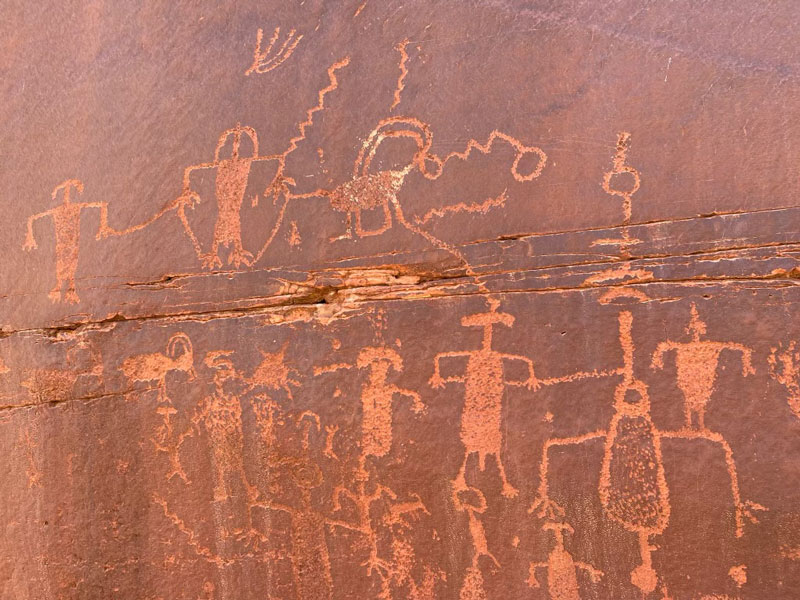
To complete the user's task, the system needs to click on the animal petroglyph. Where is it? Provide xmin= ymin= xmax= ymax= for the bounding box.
xmin=652 ymin=304 xmax=754 ymax=431
xmin=309 ymin=116 xmax=546 ymax=244
xmin=23 ymin=179 xmax=109 ymax=303
xmin=768 ymin=341 xmax=800 ymax=419
xmin=245 ymin=26 xmax=303 ymax=76
xmin=526 ymin=520 xmax=603 ymax=600
xmin=430 ymin=300 xmax=537 ymax=499
xmin=21 ymin=341 xmax=103 ymax=405
xmin=120 ymin=332 xmax=195 ymax=402
xmin=534 ymin=310 xmax=764 ymax=596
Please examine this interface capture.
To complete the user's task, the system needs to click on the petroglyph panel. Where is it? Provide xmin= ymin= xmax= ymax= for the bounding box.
xmin=3 ymin=1 xmax=800 ymax=599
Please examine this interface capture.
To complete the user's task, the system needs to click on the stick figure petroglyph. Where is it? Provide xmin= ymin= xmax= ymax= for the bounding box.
xmin=245 ymin=26 xmax=303 ymax=76
xmin=23 ymin=179 xmax=109 ymax=303
xmin=769 ymin=341 xmax=800 ymax=419
xmin=430 ymin=300 xmax=537 ymax=499
xmin=457 ymin=486 xmax=498 ymax=600
xmin=652 ymin=304 xmax=754 ymax=431
xmin=256 ymin=457 xmax=362 ymax=600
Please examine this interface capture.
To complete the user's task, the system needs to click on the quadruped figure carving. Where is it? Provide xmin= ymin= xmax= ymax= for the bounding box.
xmin=23 ymin=179 xmax=109 ymax=303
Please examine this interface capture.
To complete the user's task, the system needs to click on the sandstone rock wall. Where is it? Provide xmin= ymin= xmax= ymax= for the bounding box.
xmin=2 ymin=1 xmax=799 ymax=598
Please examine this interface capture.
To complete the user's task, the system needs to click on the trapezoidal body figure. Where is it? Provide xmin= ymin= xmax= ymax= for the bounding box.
xmin=430 ymin=301 xmax=538 ymax=499
xmin=23 ymin=179 xmax=109 ymax=303
xmin=177 ymin=124 xmax=280 ymax=269
xmin=535 ymin=311 xmax=764 ymax=597
xmin=652 ymin=303 xmax=754 ymax=431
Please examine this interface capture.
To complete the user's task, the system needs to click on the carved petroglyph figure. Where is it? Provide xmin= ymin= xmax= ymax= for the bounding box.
xmin=768 ymin=341 xmax=800 ymax=419
xmin=316 ymin=344 xmax=425 ymax=461
xmin=430 ymin=300 xmax=537 ymax=498
xmin=586 ymin=132 xmax=654 ymax=297
xmin=316 ymin=341 xmax=432 ymax=594
xmin=174 ymin=124 xmax=282 ymax=268
xmin=378 ymin=495 xmax=442 ymax=600
xmin=534 ymin=310 xmax=764 ymax=597
xmin=652 ymin=304 xmax=754 ymax=431
xmin=246 ymin=341 xmax=300 ymax=399
xmin=305 ymin=116 xmax=546 ymax=246
xmin=527 ymin=520 xmax=603 ymax=600
xmin=120 ymin=332 xmax=195 ymax=402
xmin=99 ymin=58 xmax=350 ymax=270
xmin=257 ymin=458 xmax=361 ymax=600
xmin=457 ymin=486 xmax=498 ymax=600
xmin=245 ymin=26 xmax=303 ymax=76
xmin=23 ymin=179 xmax=109 ymax=303
xmin=120 ymin=332 xmax=196 ymax=481
xmin=21 ymin=340 xmax=103 ymax=405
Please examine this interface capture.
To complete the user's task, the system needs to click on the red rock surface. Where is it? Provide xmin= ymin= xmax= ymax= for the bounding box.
xmin=2 ymin=1 xmax=800 ymax=598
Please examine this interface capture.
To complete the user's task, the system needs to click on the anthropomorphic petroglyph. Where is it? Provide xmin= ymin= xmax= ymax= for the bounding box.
xmin=316 ymin=341 xmax=432 ymax=594
xmin=317 ymin=345 xmax=425 ymax=460
xmin=652 ymin=304 xmax=754 ymax=431
xmin=120 ymin=332 xmax=195 ymax=402
xmin=174 ymin=124 xmax=283 ymax=268
xmin=193 ymin=351 xmax=259 ymax=509
xmin=430 ymin=300 xmax=537 ymax=498
xmin=257 ymin=449 xmax=364 ymax=600
xmin=768 ymin=341 xmax=800 ymax=419
xmin=457 ymin=486 xmax=498 ymax=600
xmin=378 ymin=495 xmax=442 ymax=600
xmin=534 ymin=310 xmax=764 ymax=597
xmin=526 ymin=520 xmax=603 ymax=600
xmin=100 ymin=58 xmax=349 ymax=270
xmin=23 ymin=179 xmax=109 ymax=303
xmin=245 ymin=26 xmax=303 ymax=76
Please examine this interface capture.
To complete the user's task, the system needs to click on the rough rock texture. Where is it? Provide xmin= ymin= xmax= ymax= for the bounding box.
xmin=2 ymin=1 xmax=800 ymax=598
